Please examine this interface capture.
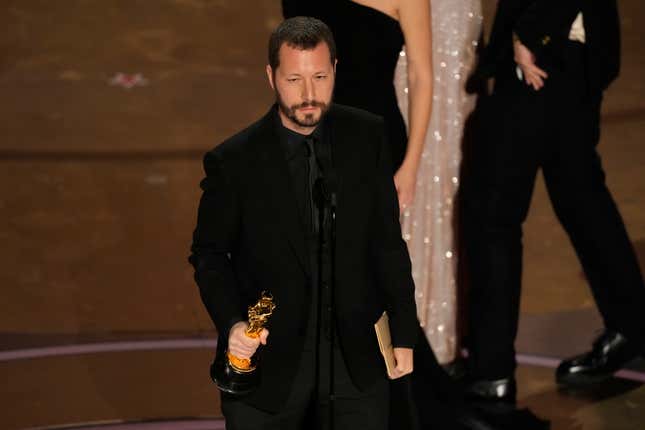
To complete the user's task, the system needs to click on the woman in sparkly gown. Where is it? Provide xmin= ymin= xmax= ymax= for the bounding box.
xmin=395 ymin=0 xmax=483 ymax=365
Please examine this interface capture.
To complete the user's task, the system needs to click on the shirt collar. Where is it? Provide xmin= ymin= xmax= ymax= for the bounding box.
xmin=273 ymin=104 xmax=326 ymax=160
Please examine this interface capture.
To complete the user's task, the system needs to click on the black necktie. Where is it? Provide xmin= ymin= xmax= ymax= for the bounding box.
xmin=303 ymin=136 xmax=318 ymax=234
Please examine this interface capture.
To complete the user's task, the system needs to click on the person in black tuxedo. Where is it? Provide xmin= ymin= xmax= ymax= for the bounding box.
xmin=189 ymin=17 xmax=417 ymax=430
xmin=463 ymin=0 xmax=645 ymax=403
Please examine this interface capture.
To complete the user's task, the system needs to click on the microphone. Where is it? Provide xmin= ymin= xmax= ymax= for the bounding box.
xmin=312 ymin=136 xmax=337 ymax=209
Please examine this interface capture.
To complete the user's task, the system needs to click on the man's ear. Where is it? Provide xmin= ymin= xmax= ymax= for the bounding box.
xmin=266 ymin=65 xmax=275 ymax=90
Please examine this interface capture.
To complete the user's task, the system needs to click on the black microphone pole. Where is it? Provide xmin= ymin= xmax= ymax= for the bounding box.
xmin=313 ymin=177 xmax=327 ymax=428
xmin=314 ymin=174 xmax=337 ymax=430
xmin=328 ymin=187 xmax=337 ymax=430
xmin=313 ymin=132 xmax=338 ymax=429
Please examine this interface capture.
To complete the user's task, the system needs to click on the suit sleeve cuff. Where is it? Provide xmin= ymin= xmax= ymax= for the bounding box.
xmin=389 ymin=315 xmax=419 ymax=348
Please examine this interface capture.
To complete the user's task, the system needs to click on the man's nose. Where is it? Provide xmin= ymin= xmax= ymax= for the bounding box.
xmin=302 ymin=79 xmax=315 ymax=100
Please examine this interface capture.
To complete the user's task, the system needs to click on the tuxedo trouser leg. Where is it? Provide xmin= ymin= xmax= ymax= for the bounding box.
xmin=465 ymin=76 xmax=545 ymax=380
xmin=317 ymin=347 xmax=389 ymax=430
xmin=411 ymin=325 xmax=464 ymax=430
xmin=319 ymin=378 xmax=389 ymax=430
xmin=543 ymin=44 xmax=645 ymax=342
xmin=221 ymin=349 xmax=316 ymax=430
xmin=388 ymin=327 xmax=467 ymax=430
xmin=389 ymin=376 xmax=419 ymax=430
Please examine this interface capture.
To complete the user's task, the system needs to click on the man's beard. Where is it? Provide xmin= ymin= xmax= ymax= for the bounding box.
xmin=275 ymin=90 xmax=330 ymax=128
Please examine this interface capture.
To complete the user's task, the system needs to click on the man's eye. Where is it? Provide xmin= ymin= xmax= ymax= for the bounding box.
xmin=315 ymin=75 xmax=327 ymax=80
xmin=287 ymin=78 xmax=299 ymax=83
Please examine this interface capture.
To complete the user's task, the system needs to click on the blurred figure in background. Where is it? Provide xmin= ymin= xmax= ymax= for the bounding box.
xmin=463 ymin=0 xmax=645 ymax=410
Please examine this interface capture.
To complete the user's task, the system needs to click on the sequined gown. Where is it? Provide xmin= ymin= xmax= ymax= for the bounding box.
xmin=395 ymin=0 xmax=483 ymax=364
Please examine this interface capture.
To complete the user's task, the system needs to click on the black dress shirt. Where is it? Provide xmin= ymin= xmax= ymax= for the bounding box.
xmin=276 ymin=109 xmax=326 ymax=234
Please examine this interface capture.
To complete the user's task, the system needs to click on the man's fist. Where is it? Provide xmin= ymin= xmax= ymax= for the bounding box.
xmin=228 ymin=321 xmax=269 ymax=359
xmin=390 ymin=347 xmax=414 ymax=379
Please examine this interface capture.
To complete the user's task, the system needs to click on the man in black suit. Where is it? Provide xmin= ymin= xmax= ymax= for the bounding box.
xmin=463 ymin=0 xmax=645 ymax=402
xmin=189 ymin=17 xmax=417 ymax=429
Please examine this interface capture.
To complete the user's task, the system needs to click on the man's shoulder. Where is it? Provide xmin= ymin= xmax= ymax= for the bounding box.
xmin=206 ymin=109 xmax=273 ymax=160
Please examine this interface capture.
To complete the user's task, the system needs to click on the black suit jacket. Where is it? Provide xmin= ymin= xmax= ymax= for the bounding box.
xmin=479 ymin=0 xmax=620 ymax=92
xmin=189 ymin=104 xmax=418 ymax=412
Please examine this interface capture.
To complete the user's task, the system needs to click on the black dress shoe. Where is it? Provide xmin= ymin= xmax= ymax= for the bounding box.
xmin=461 ymin=378 xmax=551 ymax=429
xmin=556 ymin=330 xmax=644 ymax=387
xmin=466 ymin=377 xmax=517 ymax=408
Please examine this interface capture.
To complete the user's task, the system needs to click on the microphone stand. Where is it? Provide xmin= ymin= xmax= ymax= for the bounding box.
xmin=314 ymin=177 xmax=337 ymax=430
xmin=328 ymin=189 xmax=337 ymax=430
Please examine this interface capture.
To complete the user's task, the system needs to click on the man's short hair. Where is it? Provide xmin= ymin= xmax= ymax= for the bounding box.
xmin=268 ymin=16 xmax=337 ymax=70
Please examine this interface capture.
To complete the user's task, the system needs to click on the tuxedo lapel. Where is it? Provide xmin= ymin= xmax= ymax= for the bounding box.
xmin=252 ymin=108 xmax=311 ymax=276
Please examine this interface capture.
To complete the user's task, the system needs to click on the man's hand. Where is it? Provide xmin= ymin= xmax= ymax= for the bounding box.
xmin=513 ymin=39 xmax=548 ymax=91
xmin=389 ymin=347 xmax=414 ymax=379
xmin=228 ymin=321 xmax=269 ymax=359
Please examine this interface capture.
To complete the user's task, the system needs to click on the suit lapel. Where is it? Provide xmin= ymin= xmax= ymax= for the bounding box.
xmin=252 ymin=108 xmax=311 ymax=276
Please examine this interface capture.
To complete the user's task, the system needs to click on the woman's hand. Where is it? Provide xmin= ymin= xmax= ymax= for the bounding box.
xmin=394 ymin=161 xmax=419 ymax=214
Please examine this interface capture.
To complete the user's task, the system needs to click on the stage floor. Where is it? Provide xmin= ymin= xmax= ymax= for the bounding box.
xmin=1 ymin=1 xmax=644 ymax=429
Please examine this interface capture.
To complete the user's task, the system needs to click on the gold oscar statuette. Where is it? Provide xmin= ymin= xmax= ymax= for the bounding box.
xmin=227 ymin=292 xmax=276 ymax=372
xmin=211 ymin=291 xmax=276 ymax=394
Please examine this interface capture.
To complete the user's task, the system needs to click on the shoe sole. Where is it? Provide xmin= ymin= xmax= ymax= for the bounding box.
xmin=555 ymin=371 xmax=614 ymax=387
